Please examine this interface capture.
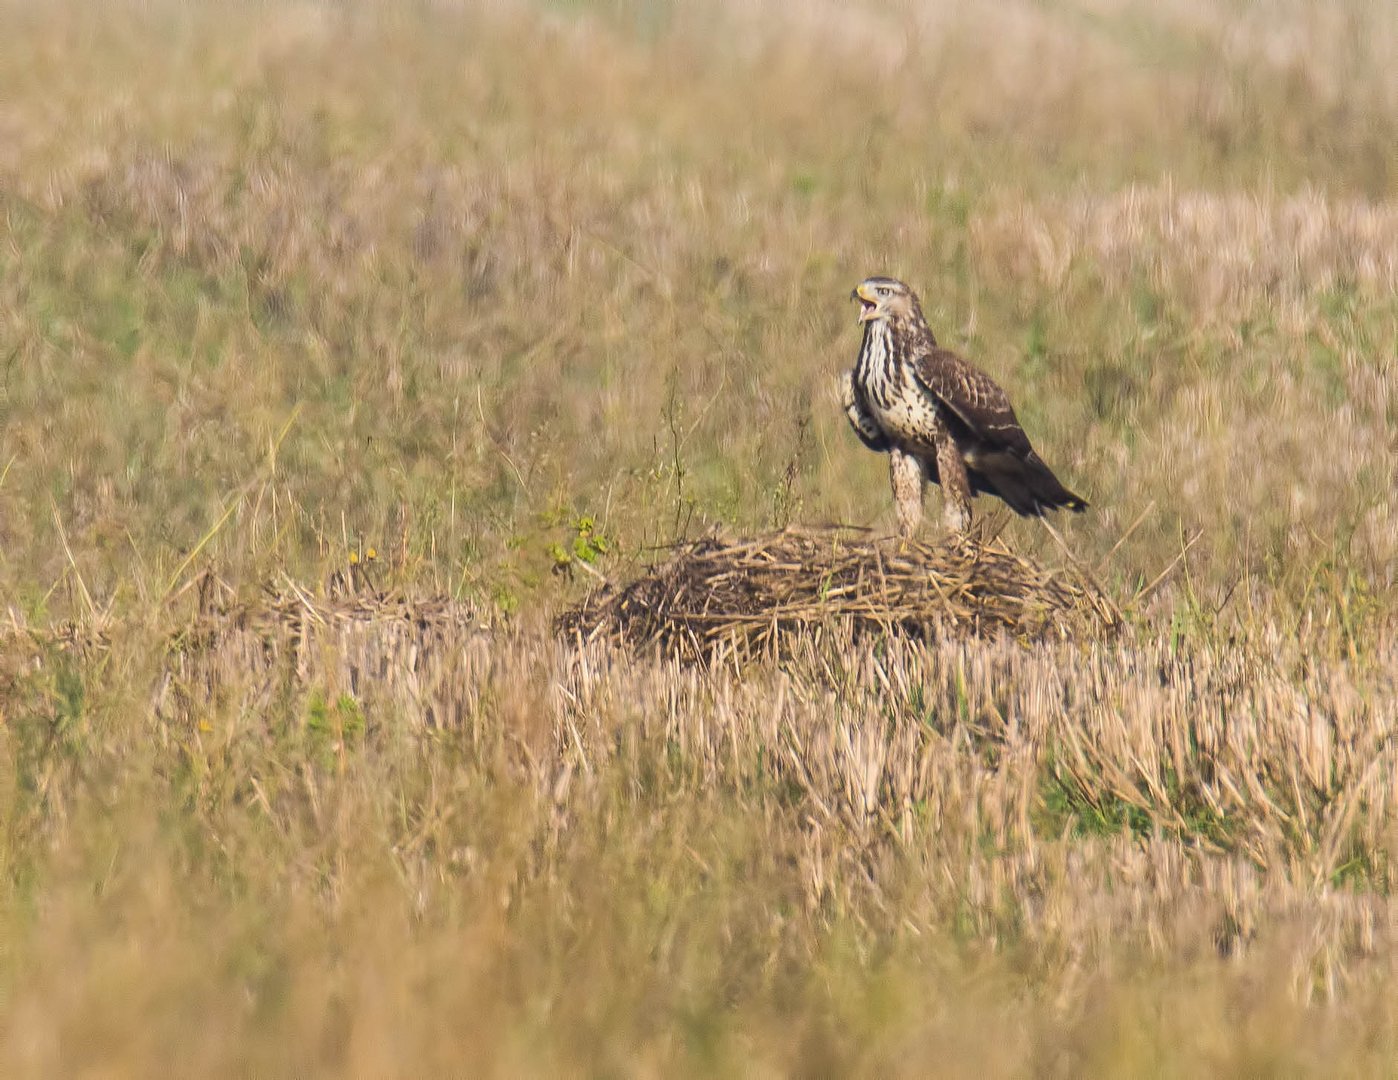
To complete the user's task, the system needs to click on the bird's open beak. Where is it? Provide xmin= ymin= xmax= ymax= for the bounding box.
xmin=853 ymin=284 xmax=878 ymax=323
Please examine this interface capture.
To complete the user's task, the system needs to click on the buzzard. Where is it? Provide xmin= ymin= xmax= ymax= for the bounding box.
xmin=841 ymin=276 xmax=1087 ymax=535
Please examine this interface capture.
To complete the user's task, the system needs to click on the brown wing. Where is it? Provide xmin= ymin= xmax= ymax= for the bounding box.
xmin=910 ymin=347 xmax=1088 ymax=517
xmin=910 ymin=347 xmax=1031 ymax=453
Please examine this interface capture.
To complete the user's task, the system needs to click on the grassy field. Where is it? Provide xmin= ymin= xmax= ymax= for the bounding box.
xmin=1 ymin=0 xmax=1396 ymax=1073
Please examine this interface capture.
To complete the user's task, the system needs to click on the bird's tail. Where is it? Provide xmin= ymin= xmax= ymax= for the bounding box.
xmin=981 ymin=452 xmax=1088 ymax=517
xmin=1023 ymin=452 xmax=1088 ymax=515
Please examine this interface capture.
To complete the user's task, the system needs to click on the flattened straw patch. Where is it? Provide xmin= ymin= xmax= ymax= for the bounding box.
xmin=159 ymin=574 xmax=488 ymax=730
xmin=557 ymin=527 xmax=1119 ymax=662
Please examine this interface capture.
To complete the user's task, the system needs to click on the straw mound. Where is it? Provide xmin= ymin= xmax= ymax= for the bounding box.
xmin=159 ymin=573 xmax=488 ymax=729
xmin=0 ymin=619 xmax=110 ymax=697
xmin=557 ymin=527 xmax=1120 ymax=661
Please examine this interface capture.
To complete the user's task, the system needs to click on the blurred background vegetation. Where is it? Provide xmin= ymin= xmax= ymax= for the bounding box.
xmin=1 ymin=0 xmax=1392 ymax=621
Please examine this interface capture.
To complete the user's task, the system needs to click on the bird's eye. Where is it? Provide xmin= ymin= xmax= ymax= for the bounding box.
xmin=877 ymin=286 xmax=889 ymax=297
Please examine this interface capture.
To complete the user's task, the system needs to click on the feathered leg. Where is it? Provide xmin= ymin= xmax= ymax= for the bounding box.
xmin=933 ymin=433 xmax=972 ymax=533
xmin=889 ymin=448 xmax=925 ymax=537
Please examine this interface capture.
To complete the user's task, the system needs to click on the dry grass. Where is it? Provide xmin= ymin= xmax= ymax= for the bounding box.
xmin=5 ymin=604 xmax=1397 ymax=1074
xmin=1 ymin=0 xmax=1396 ymax=1074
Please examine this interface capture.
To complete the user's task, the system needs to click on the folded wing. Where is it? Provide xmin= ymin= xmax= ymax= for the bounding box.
xmin=910 ymin=348 xmax=1088 ymax=517
xmin=840 ymin=371 xmax=892 ymax=452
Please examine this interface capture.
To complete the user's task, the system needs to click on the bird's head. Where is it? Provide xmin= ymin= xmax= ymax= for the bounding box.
xmin=851 ymin=276 xmax=918 ymax=324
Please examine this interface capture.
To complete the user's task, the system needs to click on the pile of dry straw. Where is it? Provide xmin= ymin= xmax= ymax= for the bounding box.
xmin=558 ymin=526 xmax=1120 ymax=662
xmin=158 ymin=571 xmax=488 ymax=729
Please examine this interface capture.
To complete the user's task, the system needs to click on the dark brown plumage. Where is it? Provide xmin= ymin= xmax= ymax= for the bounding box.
xmin=841 ymin=276 xmax=1087 ymax=535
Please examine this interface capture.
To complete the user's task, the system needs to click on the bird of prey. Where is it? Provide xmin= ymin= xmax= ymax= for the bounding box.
xmin=841 ymin=276 xmax=1087 ymax=536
